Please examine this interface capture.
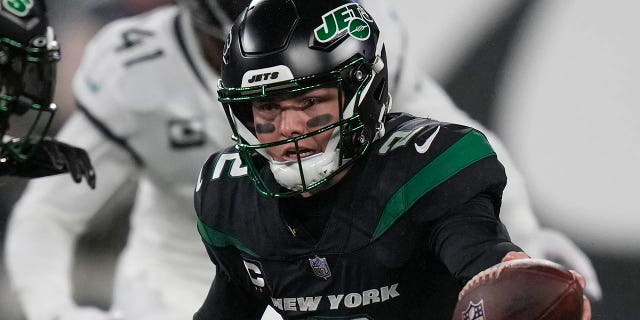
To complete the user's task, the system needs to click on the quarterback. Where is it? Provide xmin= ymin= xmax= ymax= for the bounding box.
xmin=194 ymin=1 xmax=589 ymax=318
xmin=5 ymin=1 xmax=597 ymax=320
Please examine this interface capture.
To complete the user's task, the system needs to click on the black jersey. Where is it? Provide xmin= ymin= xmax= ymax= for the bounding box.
xmin=194 ymin=114 xmax=520 ymax=319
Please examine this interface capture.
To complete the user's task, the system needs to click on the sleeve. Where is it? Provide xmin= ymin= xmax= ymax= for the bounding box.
xmin=365 ymin=0 xmax=541 ymax=242
xmin=356 ymin=0 xmax=543 ymax=250
xmin=426 ymin=192 xmax=522 ymax=285
xmin=193 ymin=247 xmax=266 ymax=320
xmin=4 ymin=111 xmax=138 ymax=319
xmin=193 ymin=157 xmax=267 ymax=319
xmin=4 ymin=137 xmax=96 ymax=189
xmin=392 ymin=75 xmax=542 ymax=244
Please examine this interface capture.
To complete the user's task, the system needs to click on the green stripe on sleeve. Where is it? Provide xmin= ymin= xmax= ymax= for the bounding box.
xmin=196 ymin=214 xmax=259 ymax=257
xmin=372 ymin=130 xmax=496 ymax=240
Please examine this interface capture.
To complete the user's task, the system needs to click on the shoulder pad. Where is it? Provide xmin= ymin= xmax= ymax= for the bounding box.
xmin=194 ymin=147 xmax=248 ymax=211
xmin=366 ymin=114 xmax=504 ymax=239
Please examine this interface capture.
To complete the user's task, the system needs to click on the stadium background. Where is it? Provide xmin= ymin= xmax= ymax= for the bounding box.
xmin=1 ymin=0 xmax=638 ymax=318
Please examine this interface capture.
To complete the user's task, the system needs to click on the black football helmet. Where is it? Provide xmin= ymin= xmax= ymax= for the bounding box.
xmin=218 ymin=0 xmax=390 ymax=197
xmin=1 ymin=0 xmax=60 ymax=162
xmin=177 ymin=0 xmax=252 ymax=40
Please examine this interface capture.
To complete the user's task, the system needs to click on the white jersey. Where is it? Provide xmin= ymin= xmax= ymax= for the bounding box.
xmin=6 ymin=2 xmax=598 ymax=320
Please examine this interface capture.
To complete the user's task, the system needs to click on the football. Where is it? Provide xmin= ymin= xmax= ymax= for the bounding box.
xmin=452 ymin=258 xmax=583 ymax=320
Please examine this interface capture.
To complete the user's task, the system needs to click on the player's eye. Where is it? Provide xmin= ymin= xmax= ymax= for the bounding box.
xmin=302 ymin=98 xmax=319 ymax=108
xmin=254 ymin=103 xmax=280 ymax=112
xmin=262 ymin=103 xmax=280 ymax=111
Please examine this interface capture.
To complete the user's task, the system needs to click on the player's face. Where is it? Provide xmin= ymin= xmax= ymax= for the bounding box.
xmin=251 ymin=87 xmax=340 ymax=162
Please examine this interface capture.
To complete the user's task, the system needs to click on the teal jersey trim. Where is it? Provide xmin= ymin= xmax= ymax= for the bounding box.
xmin=372 ymin=130 xmax=496 ymax=240
xmin=196 ymin=213 xmax=259 ymax=257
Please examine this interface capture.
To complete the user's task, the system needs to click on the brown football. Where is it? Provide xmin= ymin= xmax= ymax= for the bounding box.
xmin=452 ymin=258 xmax=583 ymax=320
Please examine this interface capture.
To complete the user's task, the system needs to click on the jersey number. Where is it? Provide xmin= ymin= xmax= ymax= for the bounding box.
xmin=116 ymin=28 xmax=164 ymax=67
xmin=211 ymin=153 xmax=247 ymax=180
xmin=377 ymin=125 xmax=428 ymax=154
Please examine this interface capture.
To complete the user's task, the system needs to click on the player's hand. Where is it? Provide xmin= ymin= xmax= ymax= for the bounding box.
xmin=40 ymin=138 xmax=96 ymax=188
xmin=518 ymin=228 xmax=602 ymax=300
xmin=11 ymin=137 xmax=96 ymax=188
xmin=570 ymin=270 xmax=592 ymax=320
xmin=501 ymin=251 xmax=530 ymax=262
xmin=55 ymin=306 xmax=116 ymax=320
xmin=501 ymin=251 xmax=592 ymax=320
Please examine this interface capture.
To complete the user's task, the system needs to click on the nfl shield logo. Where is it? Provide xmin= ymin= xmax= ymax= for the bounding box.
xmin=462 ymin=299 xmax=485 ymax=320
xmin=308 ymin=255 xmax=331 ymax=280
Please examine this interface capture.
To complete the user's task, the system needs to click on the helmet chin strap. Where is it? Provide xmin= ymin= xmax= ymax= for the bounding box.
xmin=269 ymin=127 xmax=342 ymax=191
xmin=45 ymin=27 xmax=60 ymax=53
xmin=374 ymin=93 xmax=392 ymax=141
xmin=270 ymin=150 xmax=340 ymax=192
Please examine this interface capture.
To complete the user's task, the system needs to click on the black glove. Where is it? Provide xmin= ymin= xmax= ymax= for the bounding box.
xmin=4 ymin=137 xmax=96 ymax=188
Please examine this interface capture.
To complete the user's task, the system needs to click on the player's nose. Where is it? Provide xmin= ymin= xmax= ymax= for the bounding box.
xmin=279 ymin=109 xmax=307 ymax=138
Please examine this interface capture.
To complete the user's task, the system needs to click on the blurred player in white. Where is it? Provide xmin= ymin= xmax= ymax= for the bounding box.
xmin=5 ymin=1 xmax=599 ymax=320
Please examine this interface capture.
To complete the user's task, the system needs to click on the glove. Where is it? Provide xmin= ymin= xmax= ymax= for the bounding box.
xmin=517 ymin=228 xmax=602 ymax=301
xmin=9 ymin=137 xmax=96 ymax=188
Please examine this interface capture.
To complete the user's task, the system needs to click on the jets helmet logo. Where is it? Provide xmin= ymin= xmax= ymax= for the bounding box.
xmin=314 ymin=3 xmax=372 ymax=43
xmin=241 ymin=65 xmax=294 ymax=87
xmin=2 ymin=0 xmax=34 ymax=17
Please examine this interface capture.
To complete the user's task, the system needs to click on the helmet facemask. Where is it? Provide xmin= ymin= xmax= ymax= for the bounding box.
xmin=1 ymin=26 xmax=60 ymax=162
xmin=219 ymin=55 xmax=388 ymax=198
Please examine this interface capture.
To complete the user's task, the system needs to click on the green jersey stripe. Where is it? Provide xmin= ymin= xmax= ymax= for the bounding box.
xmin=372 ymin=130 xmax=496 ymax=240
xmin=196 ymin=213 xmax=259 ymax=257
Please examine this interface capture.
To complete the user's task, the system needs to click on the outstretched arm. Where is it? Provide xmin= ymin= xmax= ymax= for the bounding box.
xmin=394 ymin=75 xmax=602 ymax=300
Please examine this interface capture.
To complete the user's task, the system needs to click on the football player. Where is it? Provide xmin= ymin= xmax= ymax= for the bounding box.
xmin=4 ymin=1 xmax=596 ymax=320
xmin=193 ymin=1 xmax=590 ymax=318
xmin=0 ymin=0 xmax=94 ymax=186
